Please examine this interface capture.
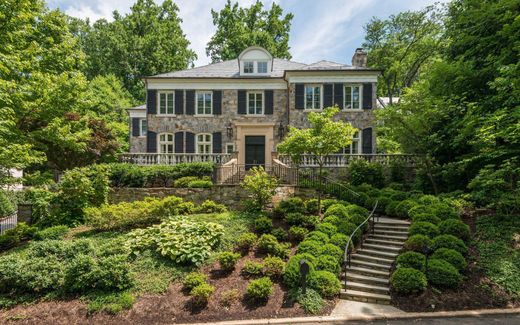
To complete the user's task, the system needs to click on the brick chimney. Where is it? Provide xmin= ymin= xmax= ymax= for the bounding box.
xmin=352 ymin=48 xmax=367 ymax=68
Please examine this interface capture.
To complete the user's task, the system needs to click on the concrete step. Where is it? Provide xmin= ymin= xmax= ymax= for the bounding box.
xmin=363 ymin=243 xmax=402 ymax=253
xmin=340 ymin=289 xmax=391 ymax=304
xmin=374 ymin=224 xmax=409 ymax=230
xmin=375 ymin=219 xmax=411 ymax=226
xmin=357 ymin=248 xmax=398 ymax=259
xmin=345 ymin=281 xmax=390 ymax=295
xmin=349 ymin=258 xmax=392 ymax=271
xmin=353 ymin=254 xmax=395 ymax=265
xmin=373 ymin=230 xmax=409 ymax=237
xmin=365 ymin=238 xmax=405 ymax=247
xmin=344 ymin=272 xmax=390 ymax=286
xmin=345 ymin=265 xmax=390 ymax=279
xmin=371 ymin=234 xmax=408 ymax=242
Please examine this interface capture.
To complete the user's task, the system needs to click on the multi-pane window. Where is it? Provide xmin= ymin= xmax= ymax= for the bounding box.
xmin=341 ymin=131 xmax=360 ymax=154
xmin=158 ymin=92 xmax=174 ymax=115
xmin=197 ymin=134 xmax=212 ymax=154
xmin=247 ymin=92 xmax=263 ymax=115
xmin=257 ymin=61 xmax=268 ymax=73
xmin=305 ymin=85 xmax=321 ymax=109
xmin=196 ymin=91 xmax=212 ymax=115
xmin=139 ymin=119 xmax=147 ymax=136
xmin=244 ymin=61 xmax=254 ymax=73
xmin=344 ymin=85 xmax=361 ymax=109
xmin=158 ymin=133 xmax=174 ymax=153
xmin=226 ymin=143 xmax=235 ymax=154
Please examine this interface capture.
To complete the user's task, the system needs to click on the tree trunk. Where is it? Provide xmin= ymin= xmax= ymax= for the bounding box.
xmin=424 ymin=156 xmax=439 ymax=195
xmin=318 ymin=164 xmax=323 ymax=218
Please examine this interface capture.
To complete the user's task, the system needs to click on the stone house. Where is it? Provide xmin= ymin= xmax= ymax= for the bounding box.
xmin=127 ymin=46 xmax=380 ymax=168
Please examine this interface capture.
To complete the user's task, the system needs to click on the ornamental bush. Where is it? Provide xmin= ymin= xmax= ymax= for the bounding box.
xmin=438 ymin=219 xmax=471 ymax=242
xmin=285 ymin=212 xmax=306 ymax=226
xmin=254 ymin=216 xmax=273 ymax=234
xmin=194 ymin=200 xmax=227 ymax=213
xmin=297 ymin=240 xmax=322 ymax=257
xmin=336 ymin=221 xmax=360 ymax=243
xmin=432 ymin=234 xmax=468 ymax=255
xmin=278 ymin=197 xmax=306 ymax=215
xmin=322 ymin=216 xmax=340 ymax=225
xmin=235 ymin=232 xmax=257 ymax=252
xmin=257 ymin=234 xmax=289 ymax=258
xmin=320 ymin=244 xmax=342 ymax=262
xmin=34 ymin=225 xmax=69 ymax=241
xmin=430 ymin=203 xmax=459 ymax=221
xmin=348 ymin=159 xmax=385 ymax=188
xmin=0 ymin=191 xmax=14 ymax=217
xmin=241 ymin=261 xmax=264 ymax=277
xmin=173 ymin=176 xmax=200 ymax=188
xmin=305 ymin=199 xmax=320 ymax=214
xmin=322 ymin=199 xmax=340 ymax=212
xmin=308 ymin=270 xmax=341 ymax=298
xmin=263 ymin=256 xmax=286 ymax=278
xmin=390 ymin=267 xmax=427 ymax=294
xmin=329 ymin=233 xmax=353 ymax=251
xmin=288 ymin=226 xmax=308 ymax=243
xmin=190 ymin=283 xmax=215 ymax=305
xmin=284 ymin=253 xmax=316 ymax=288
xmin=324 ymin=204 xmax=349 ymax=219
xmin=183 ymin=272 xmax=208 ymax=291
xmin=306 ymin=231 xmax=329 ymax=244
xmin=316 ymin=255 xmax=340 ymax=275
xmin=396 ymin=251 xmax=426 ymax=271
xmin=431 ymin=248 xmax=467 ymax=271
xmin=218 ymin=251 xmax=241 ymax=271
xmin=412 ymin=213 xmax=441 ymax=225
xmin=404 ymin=235 xmax=433 ymax=253
xmin=409 ymin=222 xmax=440 ymax=238
xmin=426 ymin=259 xmax=463 ymax=288
xmin=385 ymin=200 xmax=399 ymax=217
xmin=315 ymin=223 xmax=337 ymax=237
xmin=187 ymin=180 xmax=213 ymax=188
xmin=247 ymin=277 xmax=273 ymax=301
xmin=395 ymin=199 xmax=417 ymax=219
xmin=271 ymin=227 xmax=288 ymax=241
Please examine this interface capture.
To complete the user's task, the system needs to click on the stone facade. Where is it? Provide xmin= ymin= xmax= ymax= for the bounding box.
xmin=130 ymin=137 xmax=146 ymax=153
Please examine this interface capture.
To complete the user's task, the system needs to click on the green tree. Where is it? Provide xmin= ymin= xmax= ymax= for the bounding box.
xmin=278 ymin=107 xmax=356 ymax=213
xmin=206 ymin=0 xmax=293 ymax=62
xmin=241 ymin=166 xmax=278 ymax=211
xmin=80 ymin=0 xmax=197 ymax=100
xmin=363 ymin=5 xmax=444 ymax=104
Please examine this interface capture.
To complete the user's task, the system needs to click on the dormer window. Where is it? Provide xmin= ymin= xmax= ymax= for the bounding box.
xmin=257 ymin=61 xmax=268 ymax=73
xmin=244 ymin=61 xmax=254 ymax=74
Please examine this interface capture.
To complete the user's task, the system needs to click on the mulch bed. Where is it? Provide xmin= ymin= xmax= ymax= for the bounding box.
xmin=0 ymin=251 xmax=336 ymax=325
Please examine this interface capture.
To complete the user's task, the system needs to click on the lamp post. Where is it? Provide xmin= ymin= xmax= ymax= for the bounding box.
xmin=423 ymin=246 xmax=433 ymax=273
xmin=299 ymin=259 xmax=310 ymax=294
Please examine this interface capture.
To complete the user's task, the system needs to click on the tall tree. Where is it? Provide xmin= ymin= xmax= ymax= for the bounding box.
xmin=80 ymin=0 xmax=197 ymax=100
xmin=363 ymin=5 xmax=444 ymax=104
xmin=206 ymin=0 xmax=293 ymax=62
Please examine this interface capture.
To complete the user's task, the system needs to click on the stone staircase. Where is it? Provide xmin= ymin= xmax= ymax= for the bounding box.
xmin=341 ymin=217 xmax=410 ymax=304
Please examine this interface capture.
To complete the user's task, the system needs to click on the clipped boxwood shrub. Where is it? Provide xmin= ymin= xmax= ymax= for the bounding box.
xmin=187 ymin=180 xmax=213 ymax=188
xmin=396 ymin=251 xmax=425 ymax=271
xmin=190 ymin=283 xmax=215 ymax=305
xmin=322 ymin=199 xmax=340 ymax=212
xmin=431 ymin=248 xmax=467 ymax=271
xmin=409 ymin=222 xmax=440 ymax=239
xmin=297 ymin=240 xmax=322 ymax=257
xmin=412 ymin=213 xmax=441 ymax=225
xmin=271 ymin=227 xmax=288 ymax=241
xmin=320 ymin=244 xmax=342 ymax=262
xmin=218 ymin=251 xmax=241 ymax=271
xmin=263 ymin=256 xmax=286 ymax=278
xmin=316 ymin=255 xmax=340 ymax=275
xmin=323 ymin=204 xmax=349 ymax=219
xmin=241 ymin=261 xmax=264 ymax=277
xmin=278 ymin=197 xmax=306 ymax=215
xmin=426 ymin=259 xmax=463 ymax=288
xmin=404 ymin=235 xmax=433 ymax=253
xmin=284 ymin=253 xmax=316 ymax=288
xmin=235 ymin=232 xmax=257 ymax=252
xmin=391 ymin=267 xmax=427 ymax=294
xmin=285 ymin=212 xmax=305 ymax=226
xmin=315 ymin=223 xmax=337 ymax=237
xmin=394 ymin=199 xmax=417 ymax=219
xmin=305 ymin=199 xmax=320 ymax=214
xmin=34 ymin=225 xmax=70 ymax=241
xmin=254 ymin=216 xmax=273 ymax=234
xmin=308 ymin=270 xmax=341 ymax=298
xmin=430 ymin=203 xmax=459 ymax=221
xmin=247 ymin=277 xmax=273 ymax=300
xmin=322 ymin=216 xmax=340 ymax=225
xmin=306 ymin=231 xmax=329 ymax=244
xmin=257 ymin=234 xmax=289 ymax=258
xmin=438 ymin=219 xmax=470 ymax=242
xmin=329 ymin=233 xmax=353 ymax=251
xmin=288 ymin=226 xmax=308 ymax=243
xmin=432 ymin=234 xmax=468 ymax=255
xmin=385 ymin=200 xmax=399 ymax=217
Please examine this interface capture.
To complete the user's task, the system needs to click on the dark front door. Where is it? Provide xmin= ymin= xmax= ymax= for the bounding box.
xmin=245 ymin=136 xmax=265 ymax=170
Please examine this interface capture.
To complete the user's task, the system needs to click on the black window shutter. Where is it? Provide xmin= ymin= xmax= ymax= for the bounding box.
xmin=185 ymin=90 xmax=195 ymax=115
xmin=146 ymin=130 xmax=157 ymax=153
xmin=264 ymin=90 xmax=273 ymax=114
xmin=185 ymin=132 xmax=195 ymax=153
xmin=363 ymin=83 xmax=373 ymax=109
xmin=131 ymin=118 xmax=140 ymax=137
xmin=362 ymin=127 xmax=373 ymax=154
xmin=237 ymin=90 xmax=246 ymax=114
xmin=213 ymin=90 xmax=222 ymax=115
xmin=324 ymin=84 xmax=333 ymax=108
xmin=295 ymin=83 xmax=304 ymax=109
xmin=212 ymin=132 xmax=222 ymax=153
xmin=333 ymin=83 xmax=343 ymax=109
xmin=146 ymin=89 xmax=157 ymax=114
xmin=174 ymin=132 xmax=184 ymax=153
xmin=175 ymin=90 xmax=184 ymax=115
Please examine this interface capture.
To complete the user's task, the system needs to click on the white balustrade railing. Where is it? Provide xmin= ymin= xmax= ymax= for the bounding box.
xmin=120 ymin=153 xmax=233 ymax=166
xmin=0 ymin=213 xmax=17 ymax=235
xmin=278 ymin=154 xmax=421 ymax=167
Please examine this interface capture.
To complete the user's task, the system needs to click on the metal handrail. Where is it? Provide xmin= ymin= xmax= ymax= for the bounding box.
xmin=342 ymin=200 xmax=379 ymax=288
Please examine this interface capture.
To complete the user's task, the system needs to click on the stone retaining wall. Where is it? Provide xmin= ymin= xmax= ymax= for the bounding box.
xmin=109 ymin=186 xmax=319 ymax=210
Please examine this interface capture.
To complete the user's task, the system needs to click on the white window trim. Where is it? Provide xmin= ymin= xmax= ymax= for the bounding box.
xmin=157 ymin=91 xmax=175 ymax=116
xmin=139 ymin=119 xmax=147 ymax=137
xmin=157 ymin=133 xmax=175 ymax=153
xmin=343 ymin=84 xmax=363 ymax=110
xmin=195 ymin=91 xmax=213 ymax=116
xmin=226 ymin=143 xmax=236 ymax=154
xmin=196 ymin=133 xmax=213 ymax=154
xmin=243 ymin=61 xmax=255 ymax=74
xmin=242 ymin=60 xmax=269 ymax=75
xmin=256 ymin=61 xmax=268 ymax=74
xmin=343 ymin=131 xmax=361 ymax=154
xmin=304 ymin=84 xmax=323 ymax=110
xmin=246 ymin=91 xmax=264 ymax=115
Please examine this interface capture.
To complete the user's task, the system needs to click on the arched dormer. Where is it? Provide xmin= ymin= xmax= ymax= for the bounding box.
xmin=238 ymin=46 xmax=273 ymax=76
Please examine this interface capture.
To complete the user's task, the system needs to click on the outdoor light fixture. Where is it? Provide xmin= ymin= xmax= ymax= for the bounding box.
xmin=226 ymin=123 xmax=233 ymax=138
xmin=278 ymin=122 xmax=286 ymax=138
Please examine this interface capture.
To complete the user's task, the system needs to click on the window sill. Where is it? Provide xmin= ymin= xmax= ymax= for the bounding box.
xmin=342 ymin=109 xmax=364 ymax=112
xmin=156 ymin=114 xmax=176 ymax=117
xmin=245 ymin=114 xmax=265 ymax=116
xmin=194 ymin=114 xmax=214 ymax=117
xmin=302 ymin=109 xmax=323 ymax=112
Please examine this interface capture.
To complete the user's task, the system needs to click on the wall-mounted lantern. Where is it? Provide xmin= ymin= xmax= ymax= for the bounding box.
xmin=278 ymin=122 xmax=286 ymax=139
xmin=226 ymin=123 xmax=233 ymax=138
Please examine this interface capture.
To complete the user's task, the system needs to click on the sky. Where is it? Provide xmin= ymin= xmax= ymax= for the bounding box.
xmin=48 ymin=0 xmax=444 ymax=66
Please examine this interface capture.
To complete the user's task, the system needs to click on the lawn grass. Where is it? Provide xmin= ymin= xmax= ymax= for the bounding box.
xmin=475 ymin=214 xmax=520 ymax=297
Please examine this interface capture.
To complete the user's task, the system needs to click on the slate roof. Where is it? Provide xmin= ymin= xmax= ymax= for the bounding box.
xmin=148 ymin=58 xmax=375 ymax=79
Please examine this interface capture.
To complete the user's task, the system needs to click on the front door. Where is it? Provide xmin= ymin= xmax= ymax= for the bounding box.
xmin=245 ymin=136 xmax=265 ymax=170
